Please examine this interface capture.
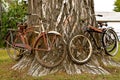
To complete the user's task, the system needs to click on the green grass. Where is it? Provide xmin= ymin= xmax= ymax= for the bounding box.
xmin=0 ymin=49 xmax=12 ymax=64
xmin=0 ymin=47 xmax=120 ymax=80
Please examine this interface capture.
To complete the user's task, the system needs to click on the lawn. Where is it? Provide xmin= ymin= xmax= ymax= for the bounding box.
xmin=0 ymin=47 xmax=120 ymax=80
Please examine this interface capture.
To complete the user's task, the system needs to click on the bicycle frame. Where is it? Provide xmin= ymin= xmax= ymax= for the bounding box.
xmin=11 ymin=27 xmax=33 ymax=51
xmin=9 ymin=26 xmax=53 ymax=52
xmin=33 ymin=31 xmax=60 ymax=51
xmin=6 ymin=13 xmax=62 ymax=53
xmin=86 ymin=29 xmax=104 ymax=50
xmin=11 ymin=27 xmax=60 ymax=52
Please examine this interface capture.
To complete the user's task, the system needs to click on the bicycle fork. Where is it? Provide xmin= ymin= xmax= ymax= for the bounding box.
xmin=45 ymin=33 xmax=57 ymax=51
xmin=88 ymin=31 xmax=104 ymax=51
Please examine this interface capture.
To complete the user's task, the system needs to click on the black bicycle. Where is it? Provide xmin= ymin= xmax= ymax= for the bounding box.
xmin=69 ymin=15 xmax=119 ymax=64
xmin=86 ymin=25 xmax=119 ymax=56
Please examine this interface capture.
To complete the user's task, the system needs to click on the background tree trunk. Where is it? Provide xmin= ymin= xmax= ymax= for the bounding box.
xmin=12 ymin=0 xmax=120 ymax=76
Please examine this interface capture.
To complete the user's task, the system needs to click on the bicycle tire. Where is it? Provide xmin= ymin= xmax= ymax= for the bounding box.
xmin=6 ymin=31 xmax=23 ymax=61
xmin=34 ymin=33 xmax=66 ymax=68
xmin=102 ymin=29 xmax=119 ymax=56
xmin=69 ymin=35 xmax=93 ymax=64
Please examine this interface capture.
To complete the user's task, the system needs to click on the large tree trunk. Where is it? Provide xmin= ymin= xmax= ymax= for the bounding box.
xmin=12 ymin=0 xmax=120 ymax=76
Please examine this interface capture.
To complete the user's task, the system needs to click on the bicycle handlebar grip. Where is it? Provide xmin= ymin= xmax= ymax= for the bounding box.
xmin=27 ymin=13 xmax=41 ymax=18
xmin=96 ymin=14 xmax=103 ymax=17
xmin=25 ymin=13 xmax=38 ymax=16
xmin=26 ymin=13 xmax=48 ymax=22
xmin=25 ymin=13 xmax=31 ymax=15
xmin=31 ymin=14 xmax=38 ymax=16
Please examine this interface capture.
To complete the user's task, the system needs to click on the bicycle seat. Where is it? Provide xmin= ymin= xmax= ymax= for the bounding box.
xmin=17 ymin=23 xmax=27 ymax=31
xmin=87 ymin=25 xmax=103 ymax=33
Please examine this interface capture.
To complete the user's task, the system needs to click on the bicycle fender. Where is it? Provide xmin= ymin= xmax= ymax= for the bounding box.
xmin=106 ymin=27 xmax=113 ymax=30
xmin=48 ymin=31 xmax=62 ymax=36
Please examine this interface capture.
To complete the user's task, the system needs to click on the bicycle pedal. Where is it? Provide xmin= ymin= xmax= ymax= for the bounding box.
xmin=96 ymin=49 xmax=103 ymax=54
xmin=22 ymin=50 xmax=31 ymax=56
xmin=25 ymin=51 xmax=31 ymax=56
xmin=17 ymin=54 xmax=22 ymax=57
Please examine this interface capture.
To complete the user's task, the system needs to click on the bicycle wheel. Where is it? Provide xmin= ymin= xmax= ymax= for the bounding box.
xmin=69 ymin=35 xmax=92 ymax=64
xmin=6 ymin=31 xmax=23 ymax=61
xmin=34 ymin=33 xmax=66 ymax=68
xmin=102 ymin=29 xmax=119 ymax=56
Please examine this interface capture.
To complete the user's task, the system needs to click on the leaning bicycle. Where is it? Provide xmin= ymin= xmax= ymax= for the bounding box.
xmin=5 ymin=14 xmax=66 ymax=68
xmin=69 ymin=15 xmax=119 ymax=64
xmin=69 ymin=25 xmax=119 ymax=64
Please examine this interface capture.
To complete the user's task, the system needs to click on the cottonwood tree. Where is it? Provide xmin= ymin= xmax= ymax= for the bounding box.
xmin=12 ymin=0 xmax=120 ymax=76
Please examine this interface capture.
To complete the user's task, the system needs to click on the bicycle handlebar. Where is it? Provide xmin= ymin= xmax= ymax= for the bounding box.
xmin=96 ymin=14 xmax=103 ymax=17
xmin=26 ymin=13 xmax=46 ymax=32
xmin=26 ymin=13 xmax=43 ymax=21
xmin=80 ymin=14 xmax=103 ymax=22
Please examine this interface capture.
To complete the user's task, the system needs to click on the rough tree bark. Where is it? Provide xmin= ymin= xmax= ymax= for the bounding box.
xmin=12 ymin=0 xmax=120 ymax=76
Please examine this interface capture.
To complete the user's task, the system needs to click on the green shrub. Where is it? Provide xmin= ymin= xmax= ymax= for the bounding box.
xmin=0 ymin=0 xmax=27 ymax=47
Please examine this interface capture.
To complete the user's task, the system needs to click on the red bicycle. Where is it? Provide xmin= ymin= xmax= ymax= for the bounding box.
xmin=5 ymin=14 xmax=66 ymax=68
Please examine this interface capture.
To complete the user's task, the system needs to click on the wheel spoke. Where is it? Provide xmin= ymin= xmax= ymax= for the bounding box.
xmin=35 ymin=33 xmax=65 ymax=68
xmin=6 ymin=31 xmax=23 ymax=61
xmin=103 ymin=29 xmax=119 ymax=56
xmin=69 ymin=35 xmax=92 ymax=64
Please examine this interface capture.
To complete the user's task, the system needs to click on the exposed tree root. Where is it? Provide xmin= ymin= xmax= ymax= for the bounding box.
xmin=12 ymin=51 xmax=120 ymax=76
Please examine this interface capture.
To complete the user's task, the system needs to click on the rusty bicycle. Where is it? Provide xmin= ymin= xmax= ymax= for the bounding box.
xmin=5 ymin=14 xmax=66 ymax=68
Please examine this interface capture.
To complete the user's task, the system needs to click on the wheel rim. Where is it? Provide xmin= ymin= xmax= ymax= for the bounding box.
xmin=35 ymin=34 xmax=65 ymax=68
xmin=103 ymin=29 xmax=119 ymax=56
xmin=69 ymin=35 xmax=92 ymax=64
xmin=6 ymin=32 xmax=23 ymax=61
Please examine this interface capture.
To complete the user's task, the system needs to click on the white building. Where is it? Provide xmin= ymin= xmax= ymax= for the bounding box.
xmin=95 ymin=12 xmax=120 ymax=40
